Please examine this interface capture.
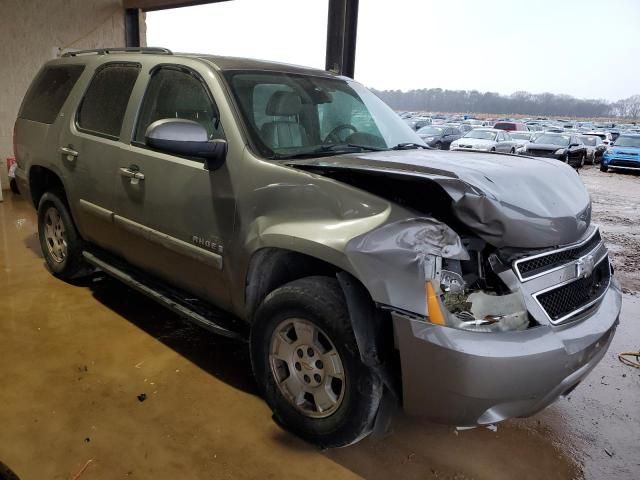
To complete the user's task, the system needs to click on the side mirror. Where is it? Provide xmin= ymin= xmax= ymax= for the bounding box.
xmin=568 ymin=143 xmax=580 ymax=148
xmin=145 ymin=118 xmax=227 ymax=170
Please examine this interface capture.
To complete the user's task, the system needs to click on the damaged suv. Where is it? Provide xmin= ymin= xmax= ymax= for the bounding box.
xmin=14 ymin=48 xmax=621 ymax=448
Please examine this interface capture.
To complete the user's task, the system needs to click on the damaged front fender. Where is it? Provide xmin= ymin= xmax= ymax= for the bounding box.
xmin=345 ymin=217 xmax=469 ymax=316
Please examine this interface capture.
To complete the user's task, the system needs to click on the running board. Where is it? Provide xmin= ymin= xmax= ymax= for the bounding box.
xmin=82 ymin=250 xmax=246 ymax=341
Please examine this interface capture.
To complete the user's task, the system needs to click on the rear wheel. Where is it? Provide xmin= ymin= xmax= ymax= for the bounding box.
xmin=37 ymin=191 xmax=87 ymax=279
xmin=510 ymin=147 xmax=515 ymax=154
xmin=250 ymin=276 xmax=382 ymax=448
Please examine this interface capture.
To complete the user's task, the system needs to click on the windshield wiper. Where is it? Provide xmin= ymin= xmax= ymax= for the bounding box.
xmin=272 ymin=143 xmax=385 ymax=160
xmin=390 ymin=142 xmax=431 ymax=150
xmin=317 ymin=143 xmax=387 ymax=153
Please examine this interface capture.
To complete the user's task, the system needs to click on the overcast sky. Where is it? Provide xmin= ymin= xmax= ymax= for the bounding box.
xmin=147 ymin=0 xmax=640 ymax=101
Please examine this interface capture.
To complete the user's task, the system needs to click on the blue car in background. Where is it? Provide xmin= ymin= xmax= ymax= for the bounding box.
xmin=601 ymin=134 xmax=640 ymax=172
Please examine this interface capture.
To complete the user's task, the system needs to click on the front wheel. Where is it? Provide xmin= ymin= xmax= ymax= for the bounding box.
xmin=250 ymin=276 xmax=382 ymax=448
xmin=434 ymin=142 xmax=442 ymax=150
xmin=600 ymin=163 xmax=609 ymax=172
xmin=37 ymin=191 xmax=87 ymax=279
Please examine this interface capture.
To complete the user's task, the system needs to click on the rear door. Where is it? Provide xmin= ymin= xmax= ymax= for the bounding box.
xmin=113 ymin=65 xmax=234 ymax=310
xmin=58 ymin=62 xmax=140 ymax=251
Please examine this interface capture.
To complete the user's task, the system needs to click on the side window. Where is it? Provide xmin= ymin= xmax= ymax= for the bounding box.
xmin=77 ymin=64 xmax=139 ymax=139
xmin=504 ymin=132 xmax=512 ymax=141
xmin=497 ymin=132 xmax=504 ymax=141
xmin=19 ymin=65 xmax=85 ymax=124
xmin=451 ymin=128 xmax=461 ymax=136
xmin=135 ymin=67 xmax=224 ymax=144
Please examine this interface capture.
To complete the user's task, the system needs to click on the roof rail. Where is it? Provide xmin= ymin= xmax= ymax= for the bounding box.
xmin=61 ymin=47 xmax=173 ymax=57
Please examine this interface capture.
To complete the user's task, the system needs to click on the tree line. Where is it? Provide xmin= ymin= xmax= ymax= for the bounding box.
xmin=371 ymin=88 xmax=640 ymax=120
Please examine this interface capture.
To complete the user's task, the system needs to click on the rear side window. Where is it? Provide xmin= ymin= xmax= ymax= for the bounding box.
xmin=19 ymin=65 xmax=85 ymax=124
xmin=77 ymin=64 xmax=140 ymax=139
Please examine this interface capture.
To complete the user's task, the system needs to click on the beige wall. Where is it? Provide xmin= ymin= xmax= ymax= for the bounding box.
xmin=0 ymin=0 xmax=147 ymax=191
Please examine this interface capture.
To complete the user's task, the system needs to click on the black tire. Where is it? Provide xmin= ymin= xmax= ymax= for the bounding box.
xmin=510 ymin=148 xmax=515 ymax=154
xmin=9 ymin=178 xmax=19 ymax=195
xmin=600 ymin=164 xmax=609 ymax=172
xmin=434 ymin=142 xmax=442 ymax=150
xmin=37 ymin=191 xmax=86 ymax=280
xmin=490 ymin=147 xmax=496 ymax=152
xmin=250 ymin=276 xmax=382 ymax=448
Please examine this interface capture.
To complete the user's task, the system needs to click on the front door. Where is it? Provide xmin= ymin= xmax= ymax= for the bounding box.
xmin=114 ymin=66 xmax=234 ymax=310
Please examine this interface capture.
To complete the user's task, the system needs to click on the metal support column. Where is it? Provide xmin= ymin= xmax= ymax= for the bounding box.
xmin=125 ymin=8 xmax=141 ymax=48
xmin=325 ymin=0 xmax=359 ymax=78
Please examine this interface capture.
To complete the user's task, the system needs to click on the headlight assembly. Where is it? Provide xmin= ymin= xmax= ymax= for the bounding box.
xmin=426 ymin=277 xmax=529 ymax=333
xmin=555 ymin=148 xmax=566 ymax=155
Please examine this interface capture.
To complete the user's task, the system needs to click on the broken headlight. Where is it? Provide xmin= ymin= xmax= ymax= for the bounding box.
xmin=426 ymin=257 xmax=529 ymax=333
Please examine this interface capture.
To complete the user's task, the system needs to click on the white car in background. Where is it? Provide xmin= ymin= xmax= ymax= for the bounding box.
xmin=509 ymin=131 xmax=536 ymax=154
xmin=450 ymin=128 xmax=517 ymax=153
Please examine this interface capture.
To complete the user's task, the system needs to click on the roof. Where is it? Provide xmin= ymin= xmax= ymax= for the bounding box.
xmin=195 ymin=54 xmax=338 ymax=78
xmin=58 ymin=47 xmax=341 ymax=79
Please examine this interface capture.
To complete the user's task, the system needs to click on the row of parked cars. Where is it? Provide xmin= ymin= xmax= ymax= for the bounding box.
xmin=403 ymin=113 xmax=640 ymax=173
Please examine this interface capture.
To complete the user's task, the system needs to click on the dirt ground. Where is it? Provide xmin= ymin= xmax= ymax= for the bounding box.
xmin=0 ymin=169 xmax=638 ymax=480
xmin=581 ymin=165 xmax=640 ymax=293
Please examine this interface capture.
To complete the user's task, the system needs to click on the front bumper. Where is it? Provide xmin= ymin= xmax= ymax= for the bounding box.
xmin=603 ymin=154 xmax=640 ymax=170
xmin=392 ymin=283 xmax=621 ymax=425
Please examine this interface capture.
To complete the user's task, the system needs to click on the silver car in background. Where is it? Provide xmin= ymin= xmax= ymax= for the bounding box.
xmin=450 ymin=128 xmax=517 ymax=153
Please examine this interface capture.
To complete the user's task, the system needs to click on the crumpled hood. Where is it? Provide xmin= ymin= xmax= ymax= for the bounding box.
xmin=286 ymin=149 xmax=592 ymax=249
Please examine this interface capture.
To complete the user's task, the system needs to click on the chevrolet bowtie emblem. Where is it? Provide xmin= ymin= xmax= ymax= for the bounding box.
xmin=576 ymin=254 xmax=596 ymax=279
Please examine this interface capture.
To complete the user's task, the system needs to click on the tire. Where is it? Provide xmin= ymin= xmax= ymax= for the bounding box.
xmin=434 ymin=142 xmax=442 ymax=150
xmin=9 ymin=178 xmax=19 ymax=195
xmin=250 ymin=276 xmax=382 ymax=448
xmin=510 ymin=148 xmax=515 ymax=154
xmin=491 ymin=147 xmax=496 ymax=152
xmin=37 ymin=191 xmax=86 ymax=279
xmin=600 ymin=164 xmax=609 ymax=172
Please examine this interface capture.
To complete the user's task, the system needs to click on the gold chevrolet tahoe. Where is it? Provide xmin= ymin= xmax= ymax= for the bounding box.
xmin=13 ymin=48 xmax=621 ymax=447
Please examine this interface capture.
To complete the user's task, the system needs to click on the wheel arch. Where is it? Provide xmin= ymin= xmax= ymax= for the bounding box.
xmin=28 ymin=165 xmax=68 ymax=209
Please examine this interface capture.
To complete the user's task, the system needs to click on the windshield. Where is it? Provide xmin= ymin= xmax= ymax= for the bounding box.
xmin=417 ymin=126 xmax=443 ymax=135
xmin=224 ymin=71 xmax=424 ymax=159
xmin=510 ymin=133 xmax=531 ymax=140
xmin=464 ymin=129 xmax=497 ymax=140
xmin=534 ymin=134 xmax=571 ymax=146
xmin=581 ymin=136 xmax=597 ymax=146
xmin=614 ymin=135 xmax=640 ymax=148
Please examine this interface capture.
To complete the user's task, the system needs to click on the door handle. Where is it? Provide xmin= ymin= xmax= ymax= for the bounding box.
xmin=119 ymin=167 xmax=145 ymax=184
xmin=60 ymin=146 xmax=78 ymax=162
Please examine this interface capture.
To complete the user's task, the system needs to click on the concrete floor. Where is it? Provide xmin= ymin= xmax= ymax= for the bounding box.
xmin=1 ymin=167 xmax=639 ymax=479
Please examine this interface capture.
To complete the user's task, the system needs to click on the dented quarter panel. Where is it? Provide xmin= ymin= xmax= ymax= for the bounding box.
xmin=287 ymin=149 xmax=592 ymax=249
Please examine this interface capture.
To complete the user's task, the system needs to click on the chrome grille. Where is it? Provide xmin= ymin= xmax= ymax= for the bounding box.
xmin=515 ymin=230 xmax=602 ymax=281
xmin=534 ymin=257 xmax=611 ymax=323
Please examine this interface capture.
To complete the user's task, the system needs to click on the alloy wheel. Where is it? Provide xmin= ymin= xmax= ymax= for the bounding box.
xmin=43 ymin=206 xmax=67 ymax=263
xmin=269 ymin=318 xmax=346 ymax=418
